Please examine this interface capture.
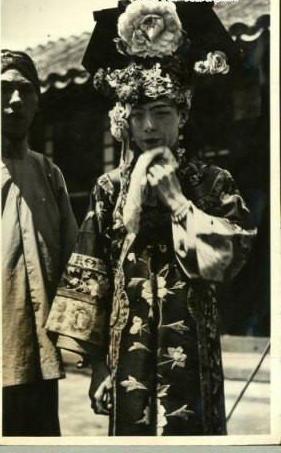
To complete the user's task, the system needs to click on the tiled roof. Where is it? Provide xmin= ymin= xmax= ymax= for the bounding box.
xmin=214 ymin=0 xmax=269 ymax=29
xmin=27 ymin=1 xmax=269 ymax=92
xmin=26 ymin=32 xmax=92 ymax=92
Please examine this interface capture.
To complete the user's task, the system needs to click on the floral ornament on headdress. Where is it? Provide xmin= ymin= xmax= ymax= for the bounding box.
xmin=94 ymin=62 xmax=192 ymax=106
xmin=108 ymin=102 xmax=131 ymax=142
xmin=95 ymin=62 xmax=192 ymax=141
xmin=116 ymin=0 xmax=183 ymax=58
xmin=194 ymin=51 xmax=230 ymax=75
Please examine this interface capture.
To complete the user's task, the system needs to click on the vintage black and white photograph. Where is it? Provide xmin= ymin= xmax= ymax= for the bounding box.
xmin=1 ymin=0 xmax=280 ymax=444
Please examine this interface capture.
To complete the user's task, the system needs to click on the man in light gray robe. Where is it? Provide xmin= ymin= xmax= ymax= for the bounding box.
xmin=1 ymin=49 xmax=78 ymax=436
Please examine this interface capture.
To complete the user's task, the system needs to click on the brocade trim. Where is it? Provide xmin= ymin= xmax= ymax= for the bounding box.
xmin=46 ymin=294 xmax=106 ymax=346
xmin=69 ymin=253 xmax=107 ymax=274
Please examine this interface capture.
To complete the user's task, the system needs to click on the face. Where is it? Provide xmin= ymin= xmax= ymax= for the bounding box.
xmin=129 ymin=98 xmax=182 ymax=152
xmin=1 ymin=68 xmax=39 ymax=140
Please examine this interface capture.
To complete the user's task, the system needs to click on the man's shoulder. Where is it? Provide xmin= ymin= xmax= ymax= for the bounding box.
xmin=28 ymin=149 xmax=46 ymax=162
xmin=28 ymin=150 xmax=62 ymax=176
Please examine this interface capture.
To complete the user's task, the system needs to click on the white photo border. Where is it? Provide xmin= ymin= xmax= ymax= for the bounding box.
xmin=1 ymin=0 xmax=280 ymax=447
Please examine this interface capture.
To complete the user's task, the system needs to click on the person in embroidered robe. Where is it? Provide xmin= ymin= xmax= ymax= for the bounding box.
xmin=47 ymin=1 xmax=257 ymax=436
xmin=1 ymin=50 xmax=78 ymax=436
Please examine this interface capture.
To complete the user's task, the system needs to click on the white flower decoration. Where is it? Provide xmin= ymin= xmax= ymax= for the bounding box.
xmin=194 ymin=51 xmax=230 ymax=75
xmin=167 ymin=346 xmax=187 ymax=368
xmin=159 ymin=346 xmax=187 ymax=369
xmin=108 ymin=102 xmax=131 ymax=142
xmin=141 ymin=276 xmax=168 ymax=304
xmin=129 ymin=316 xmax=146 ymax=335
xmin=117 ymin=0 xmax=183 ymax=58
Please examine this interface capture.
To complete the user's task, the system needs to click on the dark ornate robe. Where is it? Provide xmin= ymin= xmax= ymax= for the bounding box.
xmin=47 ymin=156 xmax=256 ymax=436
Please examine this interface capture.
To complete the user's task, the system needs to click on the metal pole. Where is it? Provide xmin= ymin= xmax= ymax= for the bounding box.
xmin=226 ymin=340 xmax=270 ymax=422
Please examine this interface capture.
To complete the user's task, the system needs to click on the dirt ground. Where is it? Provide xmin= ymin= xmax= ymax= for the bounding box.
xmin=59 ymin=343 xmax=270 ymax=436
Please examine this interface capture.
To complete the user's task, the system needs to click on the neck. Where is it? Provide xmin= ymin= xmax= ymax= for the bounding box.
xmin=2 ymin=135 xmax=29 ymax=158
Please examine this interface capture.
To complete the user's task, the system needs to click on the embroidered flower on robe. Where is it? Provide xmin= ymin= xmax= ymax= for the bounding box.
xmin=136 ymin=405 xmax=150 ymax=425
xmin=128 ymin=342 xmax=151 ymax=352
xmin=136 ymin=398 xmax=168 ymax=434
xmin=129 ymin=316 xmax=147 ymax=335
xmin=159 ymin=346 xmax=187 ymax=369
xmin=120 ymin=375 xmax=148 ymax=392
xmin=157 ymin=384 xmax=170 ymax=398
xmin=167 ymin=404 xmax=195 ymax=421
xmin=127 ymin=252 xmax=137 ymax=262
xmin=162 ymin=320 xmax=189 ymax=334
xmin=167 ymin=346 xmax=187 ymax=368
xmin=141 ymin=276 xmax=168 ymax=303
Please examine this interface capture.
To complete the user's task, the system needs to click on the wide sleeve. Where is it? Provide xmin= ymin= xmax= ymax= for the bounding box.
xmin=46 ymin=181 xmax=113 ymax=357
xmin=172 ymin=167 xmax=257 ymax=282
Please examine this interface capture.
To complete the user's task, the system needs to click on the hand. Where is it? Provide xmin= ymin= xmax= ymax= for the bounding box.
xmin=125 ymin=146 xmax=177 ymax=206
xmin=130 ymin=147 xmax=165 ymax=190
xmin=123 ymin=147 xmax=165 ymax=233
xmin=127 ymin=146 xmax=177 ymax=203
xmin=147 ymin=163 xmax=186 ymax=212
xmin=89 ymin=361 xmax=113 ymax=415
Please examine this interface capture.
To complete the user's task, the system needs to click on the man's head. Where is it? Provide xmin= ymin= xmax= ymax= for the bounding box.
xmin=129 ymin=97 xmax=188 ymax=153
xmin=1 ymin=50 xmax=40 ymax=141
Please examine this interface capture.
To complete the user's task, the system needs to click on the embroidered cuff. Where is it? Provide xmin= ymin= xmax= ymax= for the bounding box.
xmin=46 ymin=292 xmax=107 ymax=346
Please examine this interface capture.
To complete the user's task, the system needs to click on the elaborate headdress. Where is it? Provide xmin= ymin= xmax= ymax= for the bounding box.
xmin=83 ymin=0 xmax=239 ymax=142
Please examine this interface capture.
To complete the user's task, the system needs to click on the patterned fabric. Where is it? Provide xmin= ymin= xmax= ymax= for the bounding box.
xmin=46 ymin=253 xmax=109 ymax=346
xmin=48 ymin=156 xmax=256 ymax=435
